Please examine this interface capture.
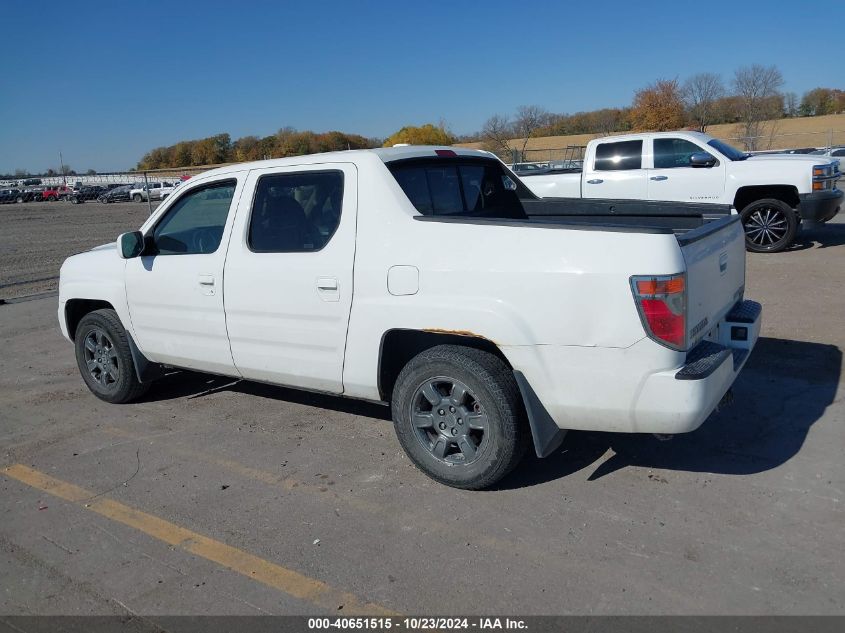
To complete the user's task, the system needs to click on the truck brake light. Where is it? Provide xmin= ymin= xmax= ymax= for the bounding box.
xmin=631 ymin=273 xmax=687 ymax=350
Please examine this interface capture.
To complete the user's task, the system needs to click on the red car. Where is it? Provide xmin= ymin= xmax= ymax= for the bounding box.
xmin=41 ymin=185 xmax=74 ymax=201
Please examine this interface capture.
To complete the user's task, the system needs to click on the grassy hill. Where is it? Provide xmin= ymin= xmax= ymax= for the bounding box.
xmin=457 ymin=113 xmax=845 ymax=160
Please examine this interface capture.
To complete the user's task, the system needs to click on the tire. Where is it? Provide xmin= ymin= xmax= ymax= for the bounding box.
xmin=391 ymin=345 xmax=528 ymax=490
xmin=740 ymin=198 xmax=798 ymax=253
xmin=132 ymin=194 xmax=142 ymax=202
xmin=74 ymin=309 xmax=150 ymax=404
xmin=16 ymin=196 xmax=23 ymax=203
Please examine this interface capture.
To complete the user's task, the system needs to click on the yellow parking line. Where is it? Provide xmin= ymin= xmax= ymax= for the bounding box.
xmin=3 ymin=464 xmax=396 ymax=616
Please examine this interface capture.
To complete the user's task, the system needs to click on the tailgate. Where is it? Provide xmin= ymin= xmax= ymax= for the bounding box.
xmin=680 ymin=216 xmax=745 ymax=350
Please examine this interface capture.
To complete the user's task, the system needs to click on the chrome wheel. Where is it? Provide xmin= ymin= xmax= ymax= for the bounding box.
xmin=82 ymin=328 xmax=119 ymax=389
xmin=744 ymin=206 xmax=788 ymax=247
xmin=409 ymin=377 xmax=488 ymax=465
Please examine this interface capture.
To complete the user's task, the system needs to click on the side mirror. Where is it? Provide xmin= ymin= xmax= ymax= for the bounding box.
xmin=117 ymin=231 xmax=144 ymax=259
xmin=690 ymin=152 xmax=717 ymax=168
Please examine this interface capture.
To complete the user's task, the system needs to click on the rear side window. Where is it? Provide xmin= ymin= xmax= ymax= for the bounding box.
xmin=248 ymin=170 xmax=343 ymax=253
xmin=388 ymin=158 xmax=528 ymax=218
xmin=594 ymin=140 xmax=642 ymax=171
xmin=653 ymin=138 xmax=710 ymax=169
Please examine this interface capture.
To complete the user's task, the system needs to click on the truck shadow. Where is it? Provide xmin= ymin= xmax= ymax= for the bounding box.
xmin=499 ymin=337 xmax=842 ymax=489
xmin=788 ymin=221 xmax=845 ymax=250
xmin=142 ymin=371 xmax=393 ymax=420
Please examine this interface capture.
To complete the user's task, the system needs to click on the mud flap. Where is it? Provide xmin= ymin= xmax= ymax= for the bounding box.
xmin=127 ymin=334 xmax=167 ymax=383
xmin=513 ymin=370 xmax=567 ymax=458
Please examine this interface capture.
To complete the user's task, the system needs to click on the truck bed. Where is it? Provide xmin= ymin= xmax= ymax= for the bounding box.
xmin=521 ymin=198 xmax=732 ymax=234
xmin=417 ymin=197 xmax=737 ymax=245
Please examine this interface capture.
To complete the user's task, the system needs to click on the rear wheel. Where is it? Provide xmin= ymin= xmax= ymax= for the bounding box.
xmin=74 ymin=309 xmax=149 ymax=404
xmin=391 ymin=345 xmax=527 ymax=490
xmin=740 ymin=198 xmax=797 ymax=253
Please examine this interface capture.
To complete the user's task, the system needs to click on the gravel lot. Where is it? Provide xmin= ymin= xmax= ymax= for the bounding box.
xmin=0 ymin=200 xmax=158 ymax=300
xmin=1 ymin=201 xmax=843 ymax=616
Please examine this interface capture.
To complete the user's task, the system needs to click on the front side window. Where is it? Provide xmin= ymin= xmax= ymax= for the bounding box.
xmin=653 ymin=138 xmax=712 ymax=169
xmin=248 ymin=170 xmax=343 ymax=253
xmin=594 ymin=140 xmax=643 ymax=171
xmin=151 ymin=179 xmax=236 ymax=255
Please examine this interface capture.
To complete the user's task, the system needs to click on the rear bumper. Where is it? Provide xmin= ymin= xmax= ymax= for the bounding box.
xmin=631 ymin=300 xmax=761 ymax=434
xmin=504 ymin=300 xmax=762 ymax=438
xmin=798 ymin=189 xmax=842 ymax=226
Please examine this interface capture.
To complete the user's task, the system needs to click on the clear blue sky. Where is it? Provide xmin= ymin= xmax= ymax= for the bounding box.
xmin=0 ymin=0 xmax=837 ymax=173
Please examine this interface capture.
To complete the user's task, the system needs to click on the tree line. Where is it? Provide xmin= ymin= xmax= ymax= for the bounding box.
xmin=130 ymin=66 xmax=842 ymax=170
xmin=136 ymin=128 xmax=382 ymax=170
xmin=479 ymin=67 xmax=844 ymax=155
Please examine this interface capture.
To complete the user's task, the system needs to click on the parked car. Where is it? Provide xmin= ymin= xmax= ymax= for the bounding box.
xmin=68 ymin=186 xmax=107 ymax=204
xmin=58 ymin=146 xmax=760 ymax=489
xmin=97 ymin=185 xmax=133 ymax=203
xmin=129 ymin=181 xmax=179 ymax=202
xmin=0 ymin=188 xmax=21 ymax=203
xmin=509 ymin=162 xmax=550 ymax=176
xmin=808 ymin=146 xmax=845 ymax=165
xmin=518 ymin=131 xmax=843 ymax=253
xmin=41 ymin=186 xmax=73 ymax=201
xmin=16 ymin=188 xmax=41 ymax=202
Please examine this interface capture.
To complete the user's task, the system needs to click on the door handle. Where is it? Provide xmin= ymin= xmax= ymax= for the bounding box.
xmin=316 ymin=277 xmax=340 ymax=302
xmin=586 ymin=179 xmax=603 ymax=184
xmin=198 ymin=273 xmax=215 ymax=296
xmin=650 ymin=175 xmax=669 ymax=181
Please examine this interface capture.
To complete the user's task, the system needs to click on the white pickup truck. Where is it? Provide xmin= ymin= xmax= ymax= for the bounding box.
xmin=519 ymin=131 xmax=842 ymax=253
xmin=129 ymin=181 xmax=179 ymax=202
xmin=58 ymin=146 xmax=760 ymax=489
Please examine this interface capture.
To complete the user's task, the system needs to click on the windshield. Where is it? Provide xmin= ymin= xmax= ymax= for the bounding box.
xmin=707 ymin=138 xmax=748 ymax=161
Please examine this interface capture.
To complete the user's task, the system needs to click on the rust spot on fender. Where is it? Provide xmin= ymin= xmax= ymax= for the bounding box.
xmin=422 ymin=328 xmax=495 ymax=343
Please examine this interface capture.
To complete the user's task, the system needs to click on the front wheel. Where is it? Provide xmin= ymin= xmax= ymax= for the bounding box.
xmin=74 ymin=309 xmax=150 ymax=403
xmin=132 ymin=193 xmax=142 ymax=202
xmin=740 ymin=198 xmax=798 ymax=253
xmin=391 ymin=345 xmax=528 ymax=490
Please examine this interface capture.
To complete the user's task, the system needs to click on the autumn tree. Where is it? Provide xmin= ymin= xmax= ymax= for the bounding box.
xmin=682 ymin=73 xmax=724 ymax=132
xmin=232 ymin=135 xmax=264 ymax=162
xmin=732 ymin=65 xmax=784 ymax=151
xmin=800 ymin=88 xmax=845 ymax=117
xmin=382 ymin=123 xmax=455 ymax=147
xmin=629 ymin=79 xmax=685 ymax=131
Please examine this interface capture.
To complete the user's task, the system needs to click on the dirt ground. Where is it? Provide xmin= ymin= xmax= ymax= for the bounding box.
xmin=0 ymin=202 xmax=843 ymax=617
xmin=0 ymin=200 xmax=158 ymax=301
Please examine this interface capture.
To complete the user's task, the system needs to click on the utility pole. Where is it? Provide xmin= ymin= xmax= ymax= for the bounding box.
xmin=59 ymin=151 xmax=66 ymax=186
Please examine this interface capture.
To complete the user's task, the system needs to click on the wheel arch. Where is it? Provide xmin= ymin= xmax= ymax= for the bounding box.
xmin=733 ymin=185 xmax=800 ymax=211
xmin=64 ymin=298 xmax=115 ymax=341
xmin=377 ymin=328 xmax=511 ymax=402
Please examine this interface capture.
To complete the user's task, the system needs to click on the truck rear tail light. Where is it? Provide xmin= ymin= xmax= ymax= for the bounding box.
xmin=631 ymin=273 xmax=687 ymax=350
